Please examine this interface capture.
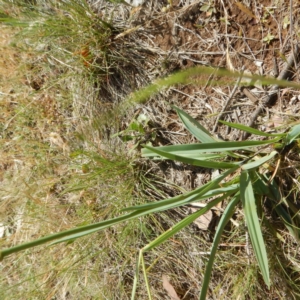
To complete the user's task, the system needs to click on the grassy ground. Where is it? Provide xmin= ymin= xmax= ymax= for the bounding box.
xmin=1 ymin=1 xmax=300 ymax=299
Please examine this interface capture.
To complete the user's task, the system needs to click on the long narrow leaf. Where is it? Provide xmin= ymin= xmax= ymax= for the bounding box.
xmin=172 ymin=105 xmax=217 ymax=143
xmin=240 ymin=171 xmax=270 ymax=287
xmin=131 ymin=250 xmax=143 ymax=300
xmin=141 ymin=253 xmax=152 ymax=299
xmin=251 ymin=172 xmax=299 ymax=239
xmin=199 ymin=194 xmax=240 ymax=300
xmin=219 ymin=120 xmax=285 ymax=137
xmin=143 ymin=196 xmax=225 ymax=252
xmin=274 ymin=204 xmax=299 ymax=241
xmin=241 ymin=151 xmax=277 ymax=170
xmin=124 ymin=184 xmax=239 ymax=212
xmin=0 ymin=211 xmax=142 ymax=259
xmin=258 ymin=174 xmax=300 ymax=241
xmin=142 ymin=145 xmax=237 ymax=168
xmin=151 ymin=153 xmax=228 ymax=161
xmin=147 ymin=153 xmax=227 ymax=160
xmin=285 ymin=123 xmax=300 ymax=145
xmin=142 ymin=138 xmax=280 ymax=158
xmin=251 ymin=173 xmax=277 ymax=200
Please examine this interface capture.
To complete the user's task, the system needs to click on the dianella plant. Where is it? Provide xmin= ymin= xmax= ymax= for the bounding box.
xmin=2 ymin=102 xmax=300 ymax=299
xmin=140 ymin=106 xmax=300 ymax=299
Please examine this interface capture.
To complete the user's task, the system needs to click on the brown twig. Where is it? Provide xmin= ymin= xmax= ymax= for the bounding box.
xmin=241 ymin=44 xmax=300 ymax=140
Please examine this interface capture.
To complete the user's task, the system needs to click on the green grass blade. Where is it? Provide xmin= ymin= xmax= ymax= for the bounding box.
xmin=0 ymin=211 xmax=140 ymax=259
xmin=199 ymin=194 xmax=240 ymax=300
xmin=142 ymin=138 xmax=280 ymax=158
xmin=251 ymin=173 xmax=277 ymax=200
xmin=250 ymin=173 xmax=290 ymax=242
xmin=146 ymin=152 xmax=227 ymax=160
xmin=259 ymin=174 xmax=300 ymax=241
xmin=123 ymin=167 xmax=239 ymax=216
xmin=241 ymin=151 xmax=277 ymax=170
xmin=123 ymin=184 xmax=239 ymax=212
xmin=131 ymin=249 xmax=143 ymax=300
xmin=273 ymin=204 xmax=299 ymax=241
xmin=172 ymin=105 xmax=217 ymax=143
xmin=254 ymin=173 xmax=282 ymax=201
xmin=240 ymin=171 xmax=270 ymax=287
xmin=143 ymin=196 xmax=225 ymax=252
xmin=54 ymin=178 xmax=238 ymax=244
xmin=141 ymin=253 xmax=152 ymax=299
xmin=49 ymin=227 xmax=111 ymax=245
xmin=142 ymin=145 xmax=237 ymax=168
xmin=251 ymin=172 xmax=298 ymax=241
xmin=285 ymin=123 xmax=300 ymax=145
xmin=219 ymin=120 xmax=285 ymax=137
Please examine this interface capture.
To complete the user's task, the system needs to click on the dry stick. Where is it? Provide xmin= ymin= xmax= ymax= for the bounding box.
xmin=241 ymin=87 xmax=259 ymax=104
xmin=290 ymin=0 xmax=296 ymax=66
xmin=242 ymin=44 xmax=300 ymax=140
xmin=212 ymin=67 xmax=245 ymax=132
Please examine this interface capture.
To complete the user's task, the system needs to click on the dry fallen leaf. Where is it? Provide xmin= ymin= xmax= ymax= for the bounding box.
xmin=190 ymin=207 xmax=213 ymax=230
xmin=226 ymin=48 xmax=235 ymax=72
xmin=235 ymin=2 xmax=257 ymax=20
xmin=162 ymin=275 xmax=180 ymax=300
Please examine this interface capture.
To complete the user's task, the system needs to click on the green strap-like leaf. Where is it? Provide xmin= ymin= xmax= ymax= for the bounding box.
xmin=0 ymin=211 xmax=142 ymax=259
xmin=131 ymin=250 xmax=143 ymax=300
xmin=257 ymin=173 xmax=300 ymax=242
xmin=285 ymin=123 xmax=300 ymax=145
xmin=123 ymin=184 xmax=239 ymax=212
xmin=199 ymin=194 xmax=240 ymax=300
xmin=143 ymin=196 xmax=225 ymax=252
xmin=142 ymin=144 xmax=237 ymax=168
xmin=123 ymin=167 xmax=239 ymax=215
xmin=241 ymin=151 xmax=277 ymax=170
xmin=251 ymin=173 xmax=277 ymax=200
xmin=142 ymin=138 xmax=280 ymax=158
xmin=219 ymin=120 xmax=285 ymax=137
xmin=172 ymin=105 xmax=217 ymax=143
xmin=240 ymin=171 xmax=270 ymax=287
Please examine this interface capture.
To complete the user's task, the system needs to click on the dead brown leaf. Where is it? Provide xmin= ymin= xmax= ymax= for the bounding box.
xmin=235 ymin=2 xmax=258 ymax=20
xmin=162 ymin=275 xmax=180 ymax=300
xmin=190 ymin=207 xmax=213 ymax=230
